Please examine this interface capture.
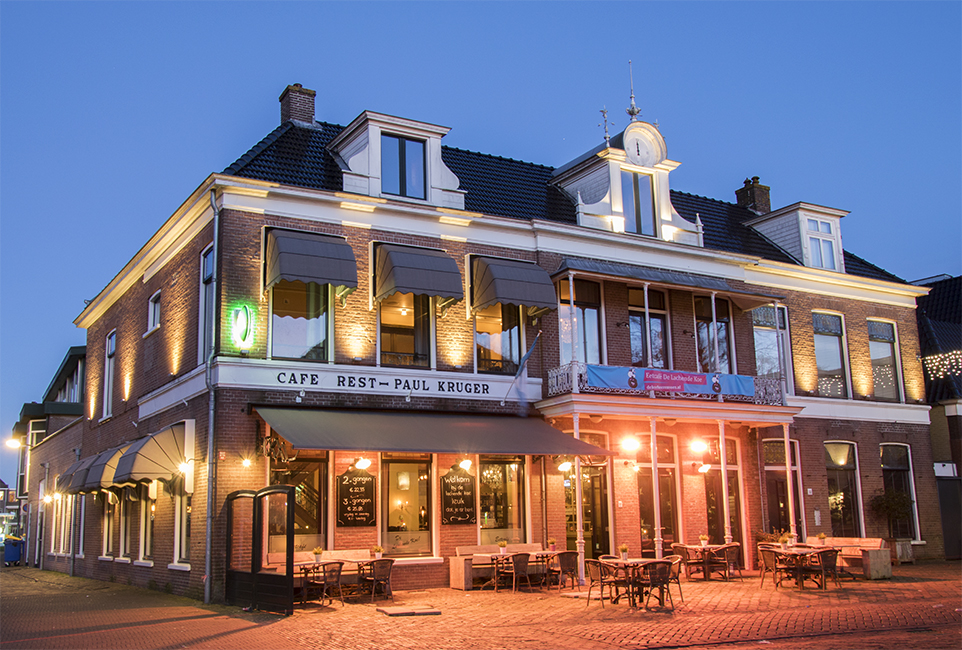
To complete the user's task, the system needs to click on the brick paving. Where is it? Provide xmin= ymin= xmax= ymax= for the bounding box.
xmin=1 ymin=562 xmax=959 ymax=649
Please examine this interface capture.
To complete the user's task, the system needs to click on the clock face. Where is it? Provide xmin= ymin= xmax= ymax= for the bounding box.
xmin=624 ymin=130 xmax=656 ymax=167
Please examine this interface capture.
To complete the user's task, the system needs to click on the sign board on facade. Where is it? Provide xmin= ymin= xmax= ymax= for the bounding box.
xmin=336 ymin=468 xmax=376 ymax=527
xmin=586 ymin=366 xmax=755 ymax=397
xmin=440 ymin=466 xmax=477 ymax=525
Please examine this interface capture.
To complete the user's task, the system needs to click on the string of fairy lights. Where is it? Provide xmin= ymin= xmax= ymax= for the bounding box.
xmin=923 ymin=351 xmax=962 ymax=379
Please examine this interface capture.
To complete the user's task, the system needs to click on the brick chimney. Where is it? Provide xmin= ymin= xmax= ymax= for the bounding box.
xmin=735 ymin=176 xmax=771 ymax=214
xmin=279 ymin=83 xmax=316 ymax=124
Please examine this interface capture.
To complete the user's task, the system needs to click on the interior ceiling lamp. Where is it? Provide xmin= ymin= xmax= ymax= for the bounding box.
xmin=691 ymin=440 xmax=709 ymax=454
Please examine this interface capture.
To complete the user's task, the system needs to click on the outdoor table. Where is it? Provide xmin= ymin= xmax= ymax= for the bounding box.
xmin=774 ymin=546 xmax=822 ymax=589
xmin=681 ymin=544 xmax=725 ymax=580
xmin=473 ymin=552 xmax=551 ymax=590
xmin=601 ymin=557 xmax=660 ymax=607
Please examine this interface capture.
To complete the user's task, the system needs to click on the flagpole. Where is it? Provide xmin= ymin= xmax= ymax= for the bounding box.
xmin=500 ymin=330 xmax=542 ymax=406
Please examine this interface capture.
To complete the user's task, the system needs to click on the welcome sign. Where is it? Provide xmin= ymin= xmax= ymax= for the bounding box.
xmin=585 ymin=365 xmax=755 ymax=398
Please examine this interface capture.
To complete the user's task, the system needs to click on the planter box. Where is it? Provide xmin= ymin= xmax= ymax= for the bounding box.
xmin=861 ymin=548 xmax=892 ymax=579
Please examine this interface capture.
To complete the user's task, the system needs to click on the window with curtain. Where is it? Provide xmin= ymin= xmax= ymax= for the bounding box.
xmin=559 ymin=279 xmax=601 ymax=364
xmin=271 ymin=280 xmax=330 ymax=361
xmin=813 ymin=313 xmax=848 ymax=398
xmin=383 ymin=456 xmax=431 ymax=556
xmin=868 ymin=321 xmax=901 ymax=402
xmin=628 ymin=288 xmax=667 ymax=368
xmin=825 ymin=442 xmax=861 ymax=536
xmin=694 ymin=296 xmax=732 ymax=374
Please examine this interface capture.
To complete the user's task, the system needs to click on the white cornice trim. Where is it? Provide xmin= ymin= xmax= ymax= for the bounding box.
xmin=785 ymin=396 xmax=930 ymax=424
xmin=137 ymin=364 xmax=207 ymax=420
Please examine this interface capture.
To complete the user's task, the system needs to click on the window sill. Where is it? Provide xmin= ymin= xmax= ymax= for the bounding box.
xmin=134 ymin=560 xmax=154 ymax=567
xmin=114 ymin=557 xmax=131 ymax=564
xmin=98 ymin=555 xmax=114 ymax=562
xmin=167 ymin=562 xmax=191 ymax=572
xmin=142 ymin=325 xmax=160 ymax=339
xmin=911 ymin=540 xmax=927 ymax=546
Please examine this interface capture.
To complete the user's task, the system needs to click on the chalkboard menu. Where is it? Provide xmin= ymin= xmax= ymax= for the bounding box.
xmin=336 ymin=468 xmax=376 ymax=527
xmin=441 ymin=467 xmax=476 ymax=525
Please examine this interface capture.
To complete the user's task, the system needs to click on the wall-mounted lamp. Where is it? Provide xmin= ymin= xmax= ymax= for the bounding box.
xmin=457 ymin=458 xmax=472 ymax=471
xmin=621 ymin=436 xmax=641 ymax=453
xmin=178 ymin=459 xmax=194 ymax=475
xmin=556 ymin=458 xmax=573 ymax=472
xmin=352 ymin=457 xmax=371 ymax=470
xmin=43 ymin=495 xmax=53 ymax=504
xmin=691 ymin=440 xmax=708 ymax=454
xmin=241 ymin=458 xmax=252 ymax=468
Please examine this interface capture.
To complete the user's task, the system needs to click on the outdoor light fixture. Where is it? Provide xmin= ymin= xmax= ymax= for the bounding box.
xmin=557 ymin=459 xmax=572 ymax=472
xmin=43 ymin=495 xmax=53 ymax=504
xmin=354 ymin=457 xmax=371 ymax=470
xmin=178 ymin=459 xmax=194 ymax=474
xmin=231 ymin=305 xmax=254 ymax=349
xmin=242 ymin=458 xmax=252 ymax=468
xmin=691 ymin=440 xmax=708 ymax=454
xmin=621 ymin=436 xmax=641 ymax=452
xmin=624 ymin=460 xmax=641 ymax=473
xmin=5 ymin=438 xmax=22 ymax=449
xmin=458 ymin=458 xmax=472 ymax=471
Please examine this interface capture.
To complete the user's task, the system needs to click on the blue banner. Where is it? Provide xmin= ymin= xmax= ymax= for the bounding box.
xmin=585 ymin=365 xmax=755 ymax=398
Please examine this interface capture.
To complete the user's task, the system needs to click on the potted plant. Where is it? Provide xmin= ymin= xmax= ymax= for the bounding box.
xmin=312 ymin=546 xmax=324 ymax=563
xmin=777 ymin=532 xmax=791 ymax=551
xmin=372 ymin=545 xmax=383 ymax=560
xmin=699 ymin=534 xmax=709 ymax=547
xmin=618 ymin=542 xmax=629 ymax=560
xmin=869 ymin=489 xmax=913 ymax=538
xmin=816 ymin=532 xmax=827 ymax=545
xmin=497 ymin=540 xmax=508 ymax=554
xmin=547 ymin=538 xmax=557 ymax=552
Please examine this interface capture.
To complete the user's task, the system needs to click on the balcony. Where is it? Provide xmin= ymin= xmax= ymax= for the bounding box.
xmin=547 ymin=363 xmax=783 ymax=406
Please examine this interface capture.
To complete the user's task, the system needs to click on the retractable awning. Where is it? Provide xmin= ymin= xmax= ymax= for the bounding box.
xmin=113 ymin=424 xmax=186 ymax=486
xmin=265 ymin=229 xmax=358 ymax=299
xmin=472 ymin=256 xmax=557 ymax=315
xmin=67 ymin=455 xmax=97 ymax=494
xmin=82 ymin=445 xmax=129 ymax=492
xmin=56 ymin=460 xmax=83 ymax=492
xmin=556 ymin=258 xmax=784 ymax=311
xmin=255 ymin=407 xmax=613 ymax=457
xmin=374 ymin=244 xmax=463 ymax=304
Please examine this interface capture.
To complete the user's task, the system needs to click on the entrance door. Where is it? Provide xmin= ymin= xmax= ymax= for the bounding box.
xmin=565 ymin=465 xmax=610 ymax=558
xmin=705 ymin=470 xmax=742 ymax=549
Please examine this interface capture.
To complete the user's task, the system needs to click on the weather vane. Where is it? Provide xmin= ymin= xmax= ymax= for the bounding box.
xmin=626 ymin=60 xmax=641 ymax=122
xmin=599 ymin=106 xmax=612 ymax=146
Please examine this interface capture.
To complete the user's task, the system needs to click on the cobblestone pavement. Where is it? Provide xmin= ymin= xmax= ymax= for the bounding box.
xmin=1 ymin=562 xmax=959 ymax=649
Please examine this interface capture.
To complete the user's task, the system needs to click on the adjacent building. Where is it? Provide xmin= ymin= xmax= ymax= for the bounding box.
xmin=18 ymin=84 xmax=941 ymax=608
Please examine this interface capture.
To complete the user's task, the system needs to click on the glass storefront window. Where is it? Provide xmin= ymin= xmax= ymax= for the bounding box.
xmin=479 ymin=456 xmax=525 ymax=544
xmin=475 ymin=304 xmax=521 ymax=374
xmin=271 ymin=280 xmax=329 ymax=361
xmin=383 ymin=457 xmax=431 ymax=556
xmin=270 ymin=455 xmax=328 ymax=552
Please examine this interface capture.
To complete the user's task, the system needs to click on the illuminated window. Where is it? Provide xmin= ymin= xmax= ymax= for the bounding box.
xmin=380 ymin=293 xmax=432 ymax=368
xmin=475 ymin=304 xmax=521 ymax=374
xmin=271 ymin=280 xmax=330 ymax=361
xmin=103 ymin=330 xmax=116 ymax=418
xmin=762 ymin=440 xmax=803 ymax=537
xmin=695 ymin=296 xmax=732 ymax=374
xmin=868 ymin=321 xmax=901 ymax=402
xmin=825 ymin=442 xmax=861 ymax=537
xmin=381 ymin=135 xmax=425 ymax=200
xmin=753 ymin=306 xmax=793 ymax=392
xmin=147 ymin=291 xmax=161 ymax=332
xmin=559 ymin=279 xmax=602 ymax=364
xmin=634 ymin=435 xmax=678 ymax=549
xmin=621 ymin=171 xmax=656 ymax=237
xmin=479 ymin=457 xmax=525 ymax=545
xmin=628 ymin=288 xmax=667 ymax=368
xmin=174 ymin=487 xmax=191 ymax=564
xmin=382 ymin=456 xmax=431 ymax=557
xmin=119 ymin=497 xmax=132 ymax=558
xmin=102 ymin=495 xmax=115 ymax=557
xmin=813 ymin=313 xmax=849 ymax=398
xmin=807 ymin=219 xmax=836 ymax=270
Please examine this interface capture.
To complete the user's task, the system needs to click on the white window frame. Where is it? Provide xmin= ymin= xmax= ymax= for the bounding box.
xmin=824 ymin=440 xmax=865 ymax=537
xmin=806 ymin=218 xmax=839 ymax=270
xmin=879 ymin=443 xmax=921 ymax=541
xmin=101 ymin=493 xmax=116 ymax=559
xmin=170 ymin=490 xmax=191 ymax=570
xmin=198 ymin=244 xmax=215 ymax=366
xmin=867 ymin=319 xmax=904 ymax=403
xmin=812 ymin=311 xmax=852 ymax=399
xmin=693 ymin=295 xmax=737 ymax=375
xmin=49 ymin=493 xmax=61 ymax=554
xmin=268 ymin=282 xmax=334 ymax=363
xmin=102 ymin=330 xmax=116 ymax=419
xmin=627 ymin=285 xmax=671 ymax=369
xmin=620 ymin=169 xmax=658 ymax=238
xmin=761 ymin=438 xmax=807 ymax=539
xmin=118 ymin=496 xmax=132 ymax=560
xmin=146 ymin=290 xmax=161 ymax=334
xmin=558 ymin=278 xmax=606 ymax=366
xmin=752 ymin=305 xmax=794 ymax=395
xmin=76 ymin=495 xmax=85 ymax=558
xmin=138 ymin=483 xmax=156 ymax=564
xmin=380 ymin=133 xmax=427 ymax=201
xmin=376 ymin=294 xmax=437 ymax=370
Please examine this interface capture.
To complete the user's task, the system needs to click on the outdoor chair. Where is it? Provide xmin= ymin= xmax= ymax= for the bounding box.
xmin=634 ymin=560 xmax=674 ymax=611
xmin=804 ymin=548 xmax=842 ymax=590
xmin=584 ymin=559 xmax=622 ymax=608
xmin=705 ymin=543 xmax=733 ymax=580
xmin=496 ymin=553 xmax=533 ymax=593
xmin=546 ymin=551 xmax=580 ymax=591
xmin=358 ymin=558 xmax=394 ymax=602
xmin=307 ymin=561 xmax=345 ymax=606
xmin=671 ymin=543 xmax=702 ymax=580
xmin=714 ymin=542 xmax=743 ymax=581
xmin=664 ymin=554 xmax=684 ymax=602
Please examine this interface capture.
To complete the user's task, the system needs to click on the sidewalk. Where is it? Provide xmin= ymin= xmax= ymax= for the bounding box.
xmin=1 ymin=562 xmax=960 ymax=649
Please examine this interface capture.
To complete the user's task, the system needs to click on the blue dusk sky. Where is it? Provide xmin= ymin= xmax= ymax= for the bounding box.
xmin=1 ymin=1 xmax=960 ymax=483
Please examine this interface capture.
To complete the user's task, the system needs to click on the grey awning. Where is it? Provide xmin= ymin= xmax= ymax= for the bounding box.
xmin=556 ymin=258 xmax=784 ymax=311
xmin=113 ymin=424 xmax=186 ymax=487
xmin=66 ymin=455 xmax=97 ymax=494
xmin=265 ymin=229 xmax=358 ymax=298
xmin=374 ymin=244 xmax=464 ymax=304
xmin=472 ymin=256 xmax=557 ymax=314
xmin=255 ymin=407 xmax=613 ymax=456
xmin=82 ymin=445 xmax=129 ymax=492
xmin=56 ymin=460 xmax=83 ymax=492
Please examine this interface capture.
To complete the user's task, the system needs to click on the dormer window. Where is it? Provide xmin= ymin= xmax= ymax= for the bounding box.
xmin=807 ymin=218 xmax=837 ymax=270
xmin=381 ymin=134 xmax=425 ymax=200
xmin=621 ymin=171 xmax=656 ymax=237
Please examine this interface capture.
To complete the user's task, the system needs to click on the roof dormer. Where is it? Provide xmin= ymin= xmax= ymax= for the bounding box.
xmin=326 ymin=111 xmax=465 ymax=209
xmin=744 ymin=199 xmax=848 ymax=273
xmin=551 ymin=120 xmax=700 ymax=246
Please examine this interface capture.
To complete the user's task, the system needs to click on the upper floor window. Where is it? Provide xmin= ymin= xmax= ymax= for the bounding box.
xmin=200 ymin=246 xmax=215 ymax=361
xmin=147 ymin=291 xmax=161 ymax=333
xmin=380 ymin=293 xmax=432 ymax=368
xmin=813 ymin=313 xmax=848 ymax=398
xmin=271 ymin=280 xmax=330 ymax=361
xmin=476 ymin=303 xmax=521 ymax=374
xmin=868 ymin=320 xmax=901 ymax=402
xmin=559 ymin=279 xmax=602 ymax=365
xmin=694 ymin=296 xmax=732 ymax=374
xmin=621 ymin=171 xmax=656 ymax=237
xmin=753 ymin=305 xmax=792 ymax=390
xmin=140 ymin=485 xmax=155 ymax=561
xmin=382 ymin=135 xmax=425 ymax=200
xmin=628 ymin=288 xmax=667 ymax=368
xmin=103 ymin=330 xmax=116 ymax=418
xmin=807 ymin=219 xmax=836 ymax=270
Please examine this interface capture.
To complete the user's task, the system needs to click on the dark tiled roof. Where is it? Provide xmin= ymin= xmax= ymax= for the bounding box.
xmin=917 ymin=275 xmax=961 ymax=324
xmin=223 ymin=122 xmax=902 ymax=283
xmin=669 ymin=191 xmax=799 ymax=264
xmin=916 ymin=276 xmax=961 ymax=401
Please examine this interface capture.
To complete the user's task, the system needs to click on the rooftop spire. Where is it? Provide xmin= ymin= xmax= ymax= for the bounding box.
xmin=626 ymin=60 xmax=641 ymax=122
xmin=599 ymin=106 xmax=612 ymax=146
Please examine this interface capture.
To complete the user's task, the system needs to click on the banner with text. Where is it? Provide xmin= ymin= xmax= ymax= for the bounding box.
xmin=585 ymin=366 xmax=755 ymax=398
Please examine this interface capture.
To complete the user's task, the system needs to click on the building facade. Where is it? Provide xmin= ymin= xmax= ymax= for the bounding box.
xmin=20 ymin=84 xmax=941 ymax=605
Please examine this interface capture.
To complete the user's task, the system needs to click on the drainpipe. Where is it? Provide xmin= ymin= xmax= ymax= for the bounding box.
xmin=204 ymin=188 xmax=220 ymax=605
xmin=39 ymin=463 xmax=49 ymax=570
